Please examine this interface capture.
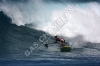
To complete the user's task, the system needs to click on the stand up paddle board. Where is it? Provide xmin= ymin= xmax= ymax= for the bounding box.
xmin=60 ymin=46 xmax=71 ymax=52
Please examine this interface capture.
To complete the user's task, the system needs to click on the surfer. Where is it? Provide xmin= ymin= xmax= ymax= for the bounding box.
xmin=45 ymin=36 xmax=71 ymax=52
xmin=54 ymin=36 xmax=66 ymax=46
xmin=44 ymin=36 xmax=67 ymax=48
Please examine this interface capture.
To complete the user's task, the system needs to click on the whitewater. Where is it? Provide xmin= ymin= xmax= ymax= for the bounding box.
xmin=0 ymin=0 xmax=100 ymax=66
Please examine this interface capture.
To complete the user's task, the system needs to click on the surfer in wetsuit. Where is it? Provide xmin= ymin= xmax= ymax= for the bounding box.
xmin=54 ymin=36 xmax=66 ymax=46
xmin=45 ymin=36 xmax=68 ymax=48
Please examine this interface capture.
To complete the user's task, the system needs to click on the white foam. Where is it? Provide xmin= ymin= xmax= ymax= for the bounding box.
xmin=0 ymin=1 xmax=100 ymax=43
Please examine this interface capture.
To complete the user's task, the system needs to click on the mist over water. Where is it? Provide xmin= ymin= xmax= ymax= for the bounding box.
xmin=0 ymin=0 xmax=100 ymax=43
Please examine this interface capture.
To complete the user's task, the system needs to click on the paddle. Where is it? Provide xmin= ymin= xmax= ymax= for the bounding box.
xmin=44 ymin=43 xmax=55 ymax=48
xmin=44 ymin=44 xmax=48 ymax=48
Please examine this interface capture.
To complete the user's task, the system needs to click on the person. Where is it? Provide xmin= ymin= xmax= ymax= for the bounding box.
xmin=54 ymin=36 xmax=66 ymax=46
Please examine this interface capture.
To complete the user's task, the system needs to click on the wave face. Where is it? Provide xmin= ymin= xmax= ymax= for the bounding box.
xmin=0 ymin=11 xmax=47 ymax=59
xmin=0 ymin=0 xmax=100 ymax=60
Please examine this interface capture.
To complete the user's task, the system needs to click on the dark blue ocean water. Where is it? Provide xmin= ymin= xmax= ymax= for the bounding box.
xmin=0 ymin=58 xmax=100 ymax=66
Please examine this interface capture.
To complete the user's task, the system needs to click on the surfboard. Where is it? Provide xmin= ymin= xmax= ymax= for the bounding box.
xmin=60 ymin=46 xmax=71 ymax=52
